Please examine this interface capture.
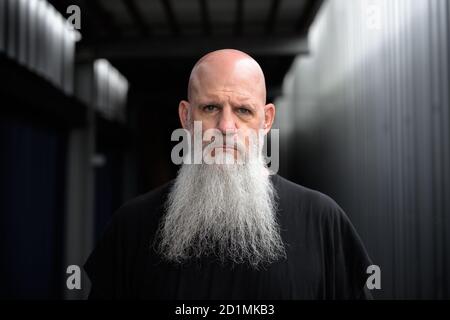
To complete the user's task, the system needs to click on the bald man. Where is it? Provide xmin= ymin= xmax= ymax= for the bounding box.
xmin=84 ymin=49 xmax=373 ymax=300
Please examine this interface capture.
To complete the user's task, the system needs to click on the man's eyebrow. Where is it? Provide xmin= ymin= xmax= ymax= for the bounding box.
xmin=196 ymin=96 xmax=258 ymax=109
xmin=233 ymin=96 xmax=259 ymax=108
xmin=198 ymin=102 xmax=257 ymax=111
xmin=232 ymin=102 xmax=257 ymax=110
xmin=197 ymin=100 xmax=223 ymax=106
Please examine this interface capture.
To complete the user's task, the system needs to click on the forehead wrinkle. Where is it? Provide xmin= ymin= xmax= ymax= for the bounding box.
xmin=192 ymin=75 xmax=263 ymax=103
xmin=188 ymin=50 xmax=267 ymax=104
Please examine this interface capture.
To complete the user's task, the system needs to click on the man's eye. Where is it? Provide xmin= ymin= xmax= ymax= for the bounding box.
xmin=237 ymin=108 xmax=251 ymax=115
xmin=203 ymin=105 xmax=217 ymax=112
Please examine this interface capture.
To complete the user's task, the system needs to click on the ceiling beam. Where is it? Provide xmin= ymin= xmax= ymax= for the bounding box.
xmin=77 ymin=36 xmax=309 ymax=60
xmin=265 ymin=0 xmax=281 ymax=34
xmin=199 ymin=0 xmax=212 ymax=36
xmin=295 ymin=0 xmax=324 ymax=35
xmin=160 ymin=0 xmax=181 ymax=36
xmin=122 ymin=0 xmax=150 ymax=37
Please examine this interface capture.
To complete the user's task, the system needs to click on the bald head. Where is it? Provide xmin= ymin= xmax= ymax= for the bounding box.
xmin=187 ymin=49 xmax=267 ymax=104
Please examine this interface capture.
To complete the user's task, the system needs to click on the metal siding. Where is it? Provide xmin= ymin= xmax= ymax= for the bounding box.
xmin=276 ymin=0 xmax=450 ymax=298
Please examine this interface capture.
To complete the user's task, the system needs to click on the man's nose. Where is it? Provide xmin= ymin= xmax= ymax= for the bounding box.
xmin=217 ymin=106 xmax=237 ymax=135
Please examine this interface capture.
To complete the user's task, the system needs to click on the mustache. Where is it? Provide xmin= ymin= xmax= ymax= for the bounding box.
xmin=203 ymin=134 xmax=246 ymax=149
xmin=202 ymin=136 xmax=247 ymax=154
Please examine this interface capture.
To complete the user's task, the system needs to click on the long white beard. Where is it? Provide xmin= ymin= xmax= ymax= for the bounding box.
xmin=156 ymin=147 xmax=286 ymax=268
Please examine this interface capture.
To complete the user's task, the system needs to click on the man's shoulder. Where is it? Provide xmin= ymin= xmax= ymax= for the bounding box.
xmin=122 ymin=180 xmax=174 ymax=210
xmin=84 ymin=180 xmax=175 ymax=287
xmin=272 ymin=174 xmax=346 ymax=220
xmin=112 ymin=180 xmax=174 ymax=225
xmin=273 ymin=175 xmax=339 ymax=207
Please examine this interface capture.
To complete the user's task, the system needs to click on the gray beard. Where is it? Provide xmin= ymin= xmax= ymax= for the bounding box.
xmin=156 ymin=153 xmax=286 ymax=269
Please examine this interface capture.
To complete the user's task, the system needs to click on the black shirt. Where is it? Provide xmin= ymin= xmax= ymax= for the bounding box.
xmin=84 ymin=174 xmax=373 ymax=299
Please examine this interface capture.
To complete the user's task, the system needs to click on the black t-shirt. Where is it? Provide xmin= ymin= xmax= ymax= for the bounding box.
xmin=84 ymin=174 xmax=373 ymax=299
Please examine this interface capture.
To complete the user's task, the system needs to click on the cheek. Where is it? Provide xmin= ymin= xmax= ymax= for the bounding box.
xmin=240 ymin=118 xmax=264 ymax=132
xmin=200 ymin=121 xmax=218 ymax=133
xmin=191 ymin=109 xmax=216 ymax=126
xmin=239 ymin=110 xmax=265 ymax=130
xmin=259 ymin=109 xmax=267 ymax=126
xmin=237 ymin=129 xmax=260 ymax=148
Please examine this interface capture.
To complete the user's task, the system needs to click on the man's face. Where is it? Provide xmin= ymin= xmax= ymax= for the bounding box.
xmin=161 ymin=50 xmax=285 ymax=267
xmin=189 ymin=77 xmax=265 ymax=160
xmin=179 ymin=53 xmax=275 ymax=162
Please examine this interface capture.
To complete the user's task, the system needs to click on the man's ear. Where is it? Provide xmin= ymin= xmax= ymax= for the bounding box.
xmin=178 ymin=100 xmax=190 ymax=129
xmin=263 ymin=103 xmax=276 ymax=134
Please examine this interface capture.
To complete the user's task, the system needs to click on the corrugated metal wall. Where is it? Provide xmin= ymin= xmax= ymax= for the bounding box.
xmin=0 ymin=0 xmax=130 ymax=298
xmin=275 ymin=0 xmax=450 ymax=299
xmin=0 ymin=0 xmax=76 ymax=95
